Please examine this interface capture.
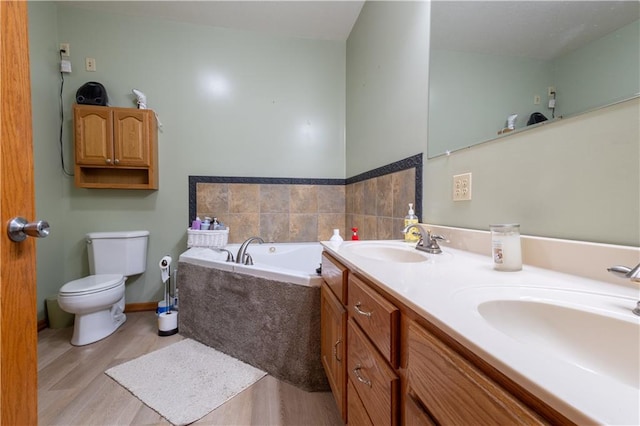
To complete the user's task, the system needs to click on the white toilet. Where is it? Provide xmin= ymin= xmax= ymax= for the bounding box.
xmin=58 ymin=230 xmax=150 ymax=346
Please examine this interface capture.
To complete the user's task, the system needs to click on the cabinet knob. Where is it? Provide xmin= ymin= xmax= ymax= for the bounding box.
xmin=114 ymin=159 xmax=120 ymax=165
xmin=105 ymin=158 xmax=112 ymax=164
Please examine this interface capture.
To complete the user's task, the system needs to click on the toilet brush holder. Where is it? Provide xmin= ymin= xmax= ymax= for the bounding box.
xmin=158 ymin=311 xmax=178 ymax=336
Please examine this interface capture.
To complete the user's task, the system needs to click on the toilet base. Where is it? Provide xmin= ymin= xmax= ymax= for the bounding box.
xmin=70 ymin=303 xmax=126 ymax=346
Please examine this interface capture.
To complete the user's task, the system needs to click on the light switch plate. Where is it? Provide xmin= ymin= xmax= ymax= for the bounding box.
xmin=453 ymin=173 xmax=472 ymax=201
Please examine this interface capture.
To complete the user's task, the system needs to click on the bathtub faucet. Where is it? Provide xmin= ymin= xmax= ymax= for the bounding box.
xmin=607 ymin=262 xmax=640 ymax=316
xmin=217 ymin=248 xmax=235 ymax=263
xmin=236 ymin=237 xmax=265 ymax=264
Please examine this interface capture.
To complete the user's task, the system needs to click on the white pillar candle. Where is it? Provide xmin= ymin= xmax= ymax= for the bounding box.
xmin=490 ymin=224 xmax=522 ymax=271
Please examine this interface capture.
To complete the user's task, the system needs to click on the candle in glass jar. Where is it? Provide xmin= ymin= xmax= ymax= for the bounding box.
xmin=490 ymin=224 xmax=522 ymax=271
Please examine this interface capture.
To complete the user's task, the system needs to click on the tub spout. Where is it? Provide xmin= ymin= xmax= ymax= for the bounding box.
xmin=236 ymin=237 xmax=265 ymax=264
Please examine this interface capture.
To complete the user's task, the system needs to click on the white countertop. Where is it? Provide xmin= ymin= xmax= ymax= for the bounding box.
xmin=321 ymin=239 xmax=640 ymax=425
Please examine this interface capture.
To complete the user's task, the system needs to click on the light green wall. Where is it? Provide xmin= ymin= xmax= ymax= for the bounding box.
xmin=29 ymin=2 xmax=68 ymax=321
xmin=552 ymin=20 xmax=640 ymax=117
xmin=345 ymin=1 xmax=430 ymax=176
xmin=429 ymin=50 xmax=550 ymax=156
xmin=347 ymin=1 xmax=639 ymax=247
xmin=29 ymin=3 xmax=346 ymax=319
xmin=31 ymin=1 xmax=640 ymax=320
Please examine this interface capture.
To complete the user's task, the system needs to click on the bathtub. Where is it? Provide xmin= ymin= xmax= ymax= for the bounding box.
xmin=177 ymin=242 xmax=328 ymax=391
xmin=178 ymin=242 xmax=324 ymax=287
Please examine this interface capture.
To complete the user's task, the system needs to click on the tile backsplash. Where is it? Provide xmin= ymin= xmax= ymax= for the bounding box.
xmin=191 ymin=154 xmax=422 ymax=243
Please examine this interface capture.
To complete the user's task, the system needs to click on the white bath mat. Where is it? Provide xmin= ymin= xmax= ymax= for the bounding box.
xmin=105 ymin=338 xmax=267 ymax=425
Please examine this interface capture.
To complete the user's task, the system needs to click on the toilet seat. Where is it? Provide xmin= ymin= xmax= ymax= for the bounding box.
xmin=59 ymin=274 xmax=124 ymax=296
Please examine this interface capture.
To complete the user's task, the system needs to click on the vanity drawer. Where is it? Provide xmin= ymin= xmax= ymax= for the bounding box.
xmin=348 ymin=319 xmax=399 ymax=426
xmin=322 ymin=252 xmax=348 ymax=304
xmin=406 ymin=321 xmax=545 ymax=425
xmin=348 ymin=274 xmax=399 ymax=366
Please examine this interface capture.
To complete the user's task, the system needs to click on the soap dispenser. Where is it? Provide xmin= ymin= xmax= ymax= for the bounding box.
xmin=404 ymin=203 xmax=419 ymax=242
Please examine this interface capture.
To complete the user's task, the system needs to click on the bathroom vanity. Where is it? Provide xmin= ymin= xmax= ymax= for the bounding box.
xmin=320 ymin=234 xmax=639 ymax=425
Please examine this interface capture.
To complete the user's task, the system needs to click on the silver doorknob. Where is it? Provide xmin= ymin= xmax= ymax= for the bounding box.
xmin=7 ymin=217 xmax=50 ymax=242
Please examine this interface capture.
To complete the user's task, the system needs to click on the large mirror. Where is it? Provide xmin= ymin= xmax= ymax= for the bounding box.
xmin=428 ymin=1 xmax=640 ymax=158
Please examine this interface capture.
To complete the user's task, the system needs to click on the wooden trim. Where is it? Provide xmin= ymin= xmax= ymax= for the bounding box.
xmin=124 ymin=302 xmax=158 ymax=313
xmin=37 ymin=319 xmax=48 ymax=332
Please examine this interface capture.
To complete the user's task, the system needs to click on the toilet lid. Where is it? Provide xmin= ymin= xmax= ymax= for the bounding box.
xmin=59 ymin=274 xmax=124 ymax=296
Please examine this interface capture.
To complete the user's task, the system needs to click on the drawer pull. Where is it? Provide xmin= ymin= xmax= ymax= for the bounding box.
xmin=333 ymin=339 xmax=342 ymax=362
xmin=353 ymin=364 xmax=372 ymax=387
xmin=354 ymin=302 xmax=372 ymax=318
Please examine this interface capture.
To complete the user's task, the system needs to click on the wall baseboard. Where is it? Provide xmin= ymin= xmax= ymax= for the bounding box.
xmin=124 ymin=302 xmax=158 ymax=313
xmin=37 ymin=319 xmax=48 ymax=332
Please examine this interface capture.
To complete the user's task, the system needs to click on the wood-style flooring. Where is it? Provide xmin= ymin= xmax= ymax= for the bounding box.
xmin=38 ymin=311 xmax=343 ymax=425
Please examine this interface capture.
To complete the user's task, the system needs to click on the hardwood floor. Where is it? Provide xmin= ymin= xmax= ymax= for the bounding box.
xmin=38 ymin=311 xmax=343 ymax=425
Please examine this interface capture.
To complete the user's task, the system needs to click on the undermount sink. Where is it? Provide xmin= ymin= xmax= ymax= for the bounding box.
xmin=460 ymin=287 xmax=640 ymax=389
xmin=340 ymin=242 xmax=431 ymax=263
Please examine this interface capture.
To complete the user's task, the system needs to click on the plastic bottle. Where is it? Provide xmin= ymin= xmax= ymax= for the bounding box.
xmin=191 ymin=216 xmax=202 ymax=230
xmin=201 ymin=217 xmax=211 ymax=230
xmin=351 ymin=227 xmax=359 ymax=241
xmin=404 ymin=203 xmax=419 ymax=242
xmin=329 ymin=229 xmax=343 ymax=247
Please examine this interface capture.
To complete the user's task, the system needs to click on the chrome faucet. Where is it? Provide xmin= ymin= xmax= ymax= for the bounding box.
xmin=217 ymin=248 xmax=235 ymax=263
xmin=607 ymin=262 xmax=640 ymax=316
xmin=236 ymin=237 xmax=264 ymax=264
xmin=402 ymin=223 xmax=446 ymax=254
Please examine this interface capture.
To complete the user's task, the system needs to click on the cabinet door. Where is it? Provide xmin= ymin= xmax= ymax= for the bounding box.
xmin=112 ymin=109 xmax=151 ymax=167
xmin=321 ymin=283 xmax=347 ymax=422
xmin=74 ymin=105 xmax=113 ymax=165
xmin=407 ymin=322 xmax=545 ymax=425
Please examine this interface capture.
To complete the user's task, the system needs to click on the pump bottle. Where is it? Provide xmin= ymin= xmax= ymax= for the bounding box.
xmin=404 ymin=203 xmax=419 ymax=242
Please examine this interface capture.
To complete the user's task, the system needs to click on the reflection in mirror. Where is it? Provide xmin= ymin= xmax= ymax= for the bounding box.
xmin=428 ymin=1 xmax=640 ymax=158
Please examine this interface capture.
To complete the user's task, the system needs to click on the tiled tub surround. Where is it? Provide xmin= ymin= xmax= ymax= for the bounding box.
xmin=190 ymin=153 xmax=422 ymax=243
xmin=346 ymin=166 xmax=417 ymax=240
xmin=195 ymin=181 xmax=346 ymax=244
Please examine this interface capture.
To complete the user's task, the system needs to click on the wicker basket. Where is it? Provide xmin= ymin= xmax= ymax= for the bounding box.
xmin=187 ymin=228 xmax=229 ymax=248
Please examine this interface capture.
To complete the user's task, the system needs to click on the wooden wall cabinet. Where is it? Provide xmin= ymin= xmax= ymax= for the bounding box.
xmin=73 ymin=104 xmax=158 ymax=189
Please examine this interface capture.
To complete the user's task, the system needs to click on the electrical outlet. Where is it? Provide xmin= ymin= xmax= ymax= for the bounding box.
xmin=534 ymin=95 xmax=541 ymax=105
xmin=453 ymin=172 xmax=472 ymax=201
xmin=85 ymin=57 xmax=96 ymax=72
xmin=547 ymin=86 xmax=556 ymax=96
xmin=59 ymin=43 xmax=70 ymax=57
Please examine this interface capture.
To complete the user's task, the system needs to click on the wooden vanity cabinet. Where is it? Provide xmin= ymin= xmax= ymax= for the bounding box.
xmin=321 ymin=253 xmax=349 ymax=422
xmin=73 ymin=104 xmax=158 ymax=189
xmin=320 ymin=250 xmax=569 ymax=426
xmin=321 ymin=282 xmax=347 ymax=421
xmin=406 ymin=321 xmax=545 ymax=425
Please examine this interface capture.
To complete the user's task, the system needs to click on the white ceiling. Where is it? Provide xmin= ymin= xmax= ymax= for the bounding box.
xmin=57 ymin=1 xmax=366 ymax=41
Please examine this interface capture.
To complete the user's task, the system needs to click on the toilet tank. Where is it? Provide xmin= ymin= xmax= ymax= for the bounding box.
xmin=86 ymin=230 xmax=150 ymax=276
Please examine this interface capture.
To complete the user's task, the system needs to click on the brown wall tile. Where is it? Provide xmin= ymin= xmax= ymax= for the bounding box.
xmin=290 ymin=214 xmax=318 ymax=242
xmin=226 ymin=213 xmax=260 ymax=244
xmin=363 ymin=179 xmax=377 ymax=216
xmin=376 ymin=174 xmax=393 ymax=217
xmin=260 ymin=213 xmax=290 ymax=242
xmin=261 ymin=185 xmax=290 ymax=213
xmin=229 ymin=184 xmax=260 ymax=213
xmin=318 ymin=213 xmax=346 ymax=241
xmin=290 ymin=185 xmax=318 ymax=214
xmin=318 ymin=185 xmax=345 ymax=214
